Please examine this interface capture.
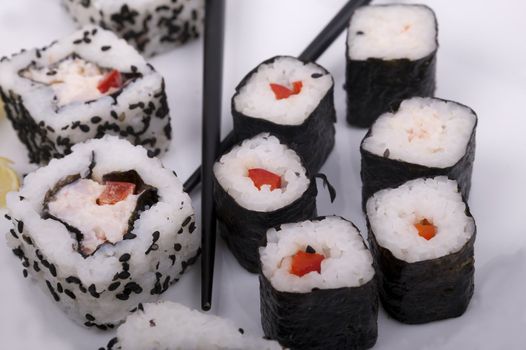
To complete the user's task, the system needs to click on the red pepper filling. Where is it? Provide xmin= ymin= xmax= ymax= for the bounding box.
xmin=97 ymin=181 xmax=135 ymax=205
xmin=97 ymin=69 xmax=122 ymax=94
xmin=248 ymin=168 xmax=281 ymax=191
xmin=269 ymin=81 xmax=303 ymax=100
xmin=290 ymin=249 xmax=325 ymax=277
xmin=414 ymin=218 xmax=437 ymax=240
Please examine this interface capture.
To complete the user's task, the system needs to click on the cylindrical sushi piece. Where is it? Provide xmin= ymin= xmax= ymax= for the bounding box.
xmin=366 ymin=176 xmax=476 ymax=324
xmin=5 ymin=136 xmax=200 ymax=328
xmin=213 ymin=133 xmax=317 ymax=273
xmin=0 ymin=26 xmax=171 ymax=164
xmin=102 ymin=301 xmax=282 ymax=350
xmin=232 ymin=56 xmax=336 ymax=174
xmin=360 ymin=97 xmax=477 ymax=207
xmin=345 ymin=4 xmax=438 ymax=127
xmin=61 ymin=0 xmax=204 ymax=57
xmin=259 ymin=216 xmax=378 ymax=350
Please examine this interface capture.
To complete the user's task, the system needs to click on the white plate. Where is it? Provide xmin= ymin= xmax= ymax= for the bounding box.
xmin=1 ymin=0 xmax=525 ymax=349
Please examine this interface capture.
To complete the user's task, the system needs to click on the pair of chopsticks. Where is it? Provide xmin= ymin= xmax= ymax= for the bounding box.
xmin=199 ymin=0 xmax=371 ymax=311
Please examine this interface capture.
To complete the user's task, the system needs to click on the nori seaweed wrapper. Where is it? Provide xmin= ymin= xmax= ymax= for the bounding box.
xmin=214 ymin=174 xmax=317 ymax=273
xmin=344 ymin=5 xmax=438 ymax=128
xmin=232 ymin=56 xmax=336 ymax=174
xmin=259 ymin=270 xmax=378 ymax=350
xmin=366 ymin=200 xmax=476 ymax=324
xmin=360 ymin=99 xmax=477 ymax=208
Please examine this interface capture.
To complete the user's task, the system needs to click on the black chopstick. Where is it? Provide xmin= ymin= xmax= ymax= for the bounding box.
xmin=201 ymin=0 xmax=225 ymax=311
xmin=183 ymin=0 xmax=370 ymax=195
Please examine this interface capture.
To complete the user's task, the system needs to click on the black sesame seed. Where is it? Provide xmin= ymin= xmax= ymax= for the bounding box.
xmin=88 ymin=284 xmax=101 ymax=298
xmin=49 ymin=264 xmax=57 ymax=277
xmin=57 ymin=283 xmax=63 ymax=293
xmin=356 ymin=30 xmax=364 ymax=35
xmin=123 ymin=233 xmax=137 ymax=240
xmin=101 ymin=46 xmax=111 ymax=51
xmin=174 ymin=243 xmax=182 ymax=251
xmin=182 ymin=216 xmax=191 ymax=227
xmin=119 ymin=253 xmax=131 ymax=262
xmin=188 ymin=222 xmax=196 ymax=233
xmin=23 ymin=269 xmax=28 ymax=278
xmin=238 ymin=328 xmax=244 ymax=334
xmin=107 ymin=337 xmax=119 ymax=349
xmin=149 ymin=319 xmax=156 ymax=327
xmin=383 ymin=148 xmax=390 ymax=158
xmin=10 ymin=229 xmax=18 ymax=239
xmin=64 ymin=289 xmax=76 ymax=299
xmin=108 ymin=281 xmax=121 ymax=291
xmin=85 ymin=313 xmax=95 ymax=321
xmin=90 ymin=116 xmax=102 ymax=123
xmin=33 ymin=261 xmax=40 ymax=272
xmin=118 ymin=271 xmax=130 ymax=279
xmin=138 ymin=303 xmax=144 ymax=311
xmin=311 ymin=73 xmax=323 ymax=79
xmin=17 ymin=221 xmax=24 ymax=233
xmin=66 ymin=276 xmax=81 ymax=284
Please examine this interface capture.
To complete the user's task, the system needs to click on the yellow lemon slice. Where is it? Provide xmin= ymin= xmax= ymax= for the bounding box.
xmin=0 ymin=159 xmax=19 ymax=208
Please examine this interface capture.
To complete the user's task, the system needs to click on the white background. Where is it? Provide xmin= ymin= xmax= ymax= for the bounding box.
xmin=0 ymin=0 xmax=525 ymax=349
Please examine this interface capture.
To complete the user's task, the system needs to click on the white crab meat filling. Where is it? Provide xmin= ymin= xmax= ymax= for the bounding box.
xmin=21 ymin=57 xmax=118 ymax=107
xmin=47 ymin=178 xmax=139 ymax=255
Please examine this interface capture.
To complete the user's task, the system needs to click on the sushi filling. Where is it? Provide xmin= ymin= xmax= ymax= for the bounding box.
xmin=45 ymin=170 xmax=157 ymax=256
xmin=234 ymin=56 xmax=332 ymax=125
xmin=269 ymin=81 xmax=303 ymax=100
xmin=347 ymin=5 xmax=437 ymax=60
xmin=247 ymin=168 xmax=282 ymax=191
xmin=20 ymin=54 xmax=131 ymax=107
xmin=214 ymin=133 xmax=309 ymax=212
xmin=362 ymin=97 xmax=477 ymax=168
xmin=366 ymin=177 xmax=475 ymax=263
xmin=260 ymin=216 xmax=375 ymax=293
xmin=290 ymin=246 xmax=325 ymax=277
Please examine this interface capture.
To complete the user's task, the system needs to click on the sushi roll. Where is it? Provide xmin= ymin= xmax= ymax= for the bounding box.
xmin=0 ymin=26 xmax=171 ymax=165
xmin=361 ymin=97 xmax=477 ymax=206
xmin=259 ymin=216 xmax=378 ymax=350
xmin=62 ymin=0 xmax=204 ymax=57
xmin=366 ymin=177 xmax=476 ymax=324
xmin=213 ymin=133 xmax=317 ymax=273
xmin=102 ymin=301 xmax=282 ymax=350
xmin=345 ymin=4 xmax=438 ymax=127
xmin=232 ymin=56 xmax=336 ymax=174
xmin=5 ymin=136 xmax=200 ymax=328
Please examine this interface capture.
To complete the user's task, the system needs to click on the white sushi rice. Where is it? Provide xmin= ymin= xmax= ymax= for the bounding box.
xmin=62 ymin=0 xmax=204 ymax=57
xmin=0 ymin=25 xmax=171 ymax=163
xmin=260 ymin=216 xmax=375 ymax=293
xmin=214 ymin=133 xmax=310 ymax=212
xmin=366 ymin=177 xmax=475 ymax=263
xmin=348 ymin=4 xmax=437 ymax=60
xmin=233 ymin=56 xmax=332 ymax=125
xmin=108 ymin=301 xmax=282 ymax=350
xmin=5 ymin=136 xmax=199 ymax=327
xmin=362 ymin=97 xmax=477 ymax=168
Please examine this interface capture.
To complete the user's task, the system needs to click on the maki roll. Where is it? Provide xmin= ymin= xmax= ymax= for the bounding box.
xmin=5 ymin=136 xmax=200 ymax=328
xmin=232 ymin=56 xmax=336 ymax=173
xmin=213 ymin=133 xmax=317 ymax=273
xmin=360 ymin=97 xmax=477 ymax=206
xmin=345 ymin=4 xmax=438 ymax=127
xmin=102 ymin=301 xmax=282 ymax=350
xmin=0 ymin=26 xmax=171 ymax=164
xmin=366 ymin=177 xmax=476 ymax=324
xmin=259 ymin=216 xmax=378 ymax=350
xmin=62 ymin=0 xmax=204 ymax=57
